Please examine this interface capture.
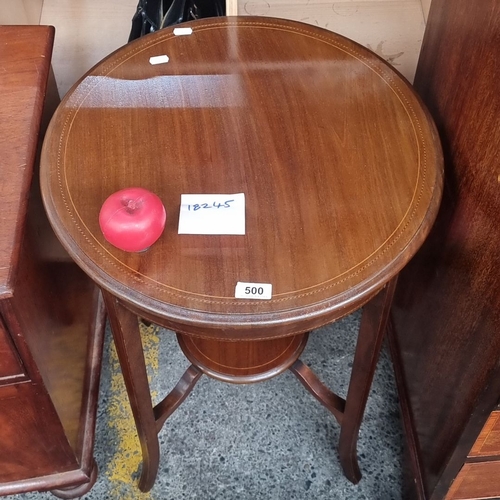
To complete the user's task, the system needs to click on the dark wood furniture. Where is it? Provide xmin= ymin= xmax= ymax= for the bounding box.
xmin=388 ymin=1 xmax=500 ymax=499
xmin=0 ymin=26 xmax=105 ymax=498
xmin=40 ymin=17 xmax=443 ymax=492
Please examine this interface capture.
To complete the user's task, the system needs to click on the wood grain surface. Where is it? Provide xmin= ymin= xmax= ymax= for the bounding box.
xmin=0 ymin=25 xmax=105 ymax=497
xmin=41 ymin=17 xmax=443 ymax=339
xmin=469 ymin=412 xmax=500 ymax=459
xmin=445 ymin=461 xmax=500 ymax=500
xmin=0 ymin=26 xmax=53 ymax=297
xmin=389 ymin=0 xmax=500 ymax=498
xmin=39 ymin=18 xmax=444 ymax=493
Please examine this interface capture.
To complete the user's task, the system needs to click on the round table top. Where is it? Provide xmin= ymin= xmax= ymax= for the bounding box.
xmin=41 ymin=17 xmax=443 ymax=338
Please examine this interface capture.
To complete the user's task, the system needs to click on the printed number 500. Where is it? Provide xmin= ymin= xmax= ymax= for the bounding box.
xmin=235 ymin=282 xmax=272 ymax=300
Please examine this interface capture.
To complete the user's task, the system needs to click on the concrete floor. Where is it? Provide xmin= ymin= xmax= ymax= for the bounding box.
xmin=9 ymin=310 xmax=404 ymax=499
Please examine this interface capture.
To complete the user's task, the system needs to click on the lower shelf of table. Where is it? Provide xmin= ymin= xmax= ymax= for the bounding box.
xmin=177 ymin=332 xmax=308 ymax=383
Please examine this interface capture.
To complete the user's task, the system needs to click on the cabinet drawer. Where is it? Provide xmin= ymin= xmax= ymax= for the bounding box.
xmin=0 ymin=316 xmax=25 ymax=381
xmin=446 ymin=461 xmax=500 ymax=500
xmin=446 ymin=412 xmax=500 ymax=500
xmin=468 ymin=411 xmax=500 ymax=458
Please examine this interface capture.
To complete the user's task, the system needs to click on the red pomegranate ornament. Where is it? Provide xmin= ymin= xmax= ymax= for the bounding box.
xmin=99 ymin=187 xmax=166 ymax=252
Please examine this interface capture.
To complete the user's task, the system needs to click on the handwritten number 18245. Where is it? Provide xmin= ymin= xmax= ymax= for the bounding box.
xmin=187 ymin=200 xmax=235 ymax=211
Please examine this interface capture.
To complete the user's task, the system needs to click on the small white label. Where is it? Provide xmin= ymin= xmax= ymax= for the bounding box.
xmin=173 ymin=27 xmax=193 ymax=36
xmin=178 ymin=193 xmax=245 ymax=235
xmin=235 ymin=282 xmax=272 ymax=300
xmin=149 ymin=55 xmax=170 ymax=65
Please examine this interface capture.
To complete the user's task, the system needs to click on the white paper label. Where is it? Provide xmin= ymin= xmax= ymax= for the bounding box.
xmin=173 ymin=27 xmax=193 ymax=36
xmin=178 ymin=193 xmax=245 ymax=235
xmin=149 ymin=55 xmax=169 ymax=65
xmin=235 ymin=282 xmax=272 ymax=300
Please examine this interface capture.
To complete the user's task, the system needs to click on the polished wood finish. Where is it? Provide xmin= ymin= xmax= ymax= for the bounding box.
xmin=0 ymin=27 xmax=51 ymax=298
xmin=41 ymin=17 xmax=443 ymax=492
xmin=0 ymin=26 xmax=105 ymax=497
xmin=50 ymin=461 xmax=98 ymax=500
xmin=443 ymin=411 xmax=500 ymax=500
xmin=469 ymin=412 xmax=500 ymax=459
xmin=41 ymin=17 xmax=443 ymax=336
xmin=0 ymin=317 xmax=25 ymax=381
xmin=339 ymin=277 xmax=398 ymax=483
xmin=178 ymin=333 xmax=308 ymax=383
xmin=101 ymin=289 xmax=160 ymax=492
xmin=444 ymin=461 xmax=500 ymax=500
xmin=291 ymin=359 xmax=346 ymax=425
xmin=153 ymin=365 xmax=203 ymax=434
xmin=388 ymin=1 xmax=500 ymax=499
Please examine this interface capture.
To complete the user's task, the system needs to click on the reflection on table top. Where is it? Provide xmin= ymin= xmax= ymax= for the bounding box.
xmin=41 ymin=17 xmax=443 ymax=331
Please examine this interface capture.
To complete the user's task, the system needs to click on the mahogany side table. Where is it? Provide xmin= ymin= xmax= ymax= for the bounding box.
xmin=40 ymin=17 xmax=443 ymax=492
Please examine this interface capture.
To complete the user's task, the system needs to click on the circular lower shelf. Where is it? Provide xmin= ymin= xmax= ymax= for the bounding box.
xmin=177 ymin=333 xmax=309 ymax=383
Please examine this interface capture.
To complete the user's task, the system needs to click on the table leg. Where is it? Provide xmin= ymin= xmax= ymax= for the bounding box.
xmin=104 ymin=277 xmax=396 ymax=490
xmin=101 ymin=290 xmax=160 ymax=493
xmin=338 ymin=277 xmax=398 ymax=484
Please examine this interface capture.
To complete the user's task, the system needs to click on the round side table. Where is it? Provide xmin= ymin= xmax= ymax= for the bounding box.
xmin=40 ymin=17 xmax=443 ymax=493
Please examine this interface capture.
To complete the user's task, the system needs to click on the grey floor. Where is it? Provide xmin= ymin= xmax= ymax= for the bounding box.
xmin=10 ymin=311 xmax=405 ymax=500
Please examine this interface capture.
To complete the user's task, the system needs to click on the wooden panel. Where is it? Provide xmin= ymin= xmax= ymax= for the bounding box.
xmin=12 ymin=263 xmax=103 ymax=453
xmin=0 ymin=317 xmax=24 ymax=381
xmin=389 ymin=0 xmax=500 ymax=499
xmin=9 ymin=184 xmax=104 ymax=452
xmin=0 ymin=204 xmax=105 ymax=494
xmin=469 ymin=412 xmax=500 ymax=458
xmin=0 ymin=26 xmax=53 ymax=297
xmin=445 ymin=461 xmax=500 ymax=500
xmin=0 ymin=383 xmax=77 ymax=484
xmin=0 ymin=24 xmax=105 ymax=496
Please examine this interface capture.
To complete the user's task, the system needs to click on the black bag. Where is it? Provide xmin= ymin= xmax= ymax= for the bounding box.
xmin=129 ymin=0 xmax=225 ymax=41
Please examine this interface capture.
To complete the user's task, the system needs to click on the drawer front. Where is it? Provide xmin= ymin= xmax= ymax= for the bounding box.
xmin=0 ymin=316 xmax=25 ymax=381
xmin=468 ymin=411 xmax=500 ymax=458
xmin=446 ymin=461 xmax=500 ymax=500
xmin=446 ymin=412 xmax=500 ymax=500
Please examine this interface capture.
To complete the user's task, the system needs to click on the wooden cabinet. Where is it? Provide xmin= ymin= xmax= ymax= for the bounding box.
xmin=0 ymin=26 xmax=105 ymax=497
xmin=388 ymin=1 xmax=500 ymax=499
